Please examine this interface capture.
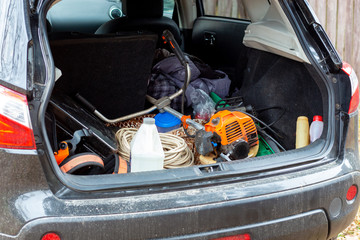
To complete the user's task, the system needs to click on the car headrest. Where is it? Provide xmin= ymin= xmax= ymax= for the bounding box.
xmin=124 ymin=0 xmax=163 ymax=18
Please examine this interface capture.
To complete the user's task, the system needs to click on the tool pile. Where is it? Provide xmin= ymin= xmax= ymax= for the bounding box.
xmin=47 ymin=30 xmax=287 ymax=175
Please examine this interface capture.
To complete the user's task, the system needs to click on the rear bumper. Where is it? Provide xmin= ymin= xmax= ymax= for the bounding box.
xmin=17 ymin=210 xmax=330 ymax=240
xmin=7 ymin=171 xmax=360 ymax=240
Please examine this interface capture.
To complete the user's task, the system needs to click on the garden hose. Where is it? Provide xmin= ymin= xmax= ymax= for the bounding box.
xmin=115 ymin=128 xmax=194 ymax=169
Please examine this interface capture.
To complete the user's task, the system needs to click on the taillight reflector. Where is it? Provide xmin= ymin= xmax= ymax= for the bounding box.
xmin=0 ymin=85 xmax=36 ymax=150
xmin=342 ymin=62 xmax=359 ymax=114
xmin=349 ymin=87 xmax=360 ymax=114
xmin=41 ymin=232 xmax=61 ymax=240
xmin=213 ymin=234 xmax=251 ymax=240
xmin=346 ymin=185 xmax=357 ymax=201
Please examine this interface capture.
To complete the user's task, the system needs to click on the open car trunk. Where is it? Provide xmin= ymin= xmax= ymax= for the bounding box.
xmin=43 ymin=30 xmax=328 ymax=191
xmin=42 ymin=0 xmax=331 ymax=191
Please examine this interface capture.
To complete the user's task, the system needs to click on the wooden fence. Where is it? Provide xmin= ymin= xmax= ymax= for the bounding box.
xmin=308 ymin=0 xmax=360 ymax=75
xmin=203 ymin=0 xmax=360 ymax=75
xmin=203 ymin=0 xmax=248 ymax=19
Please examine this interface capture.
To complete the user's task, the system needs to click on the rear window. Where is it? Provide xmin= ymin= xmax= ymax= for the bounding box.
xmin=202 ymin=0 xmax=249 ymax=20
xmin=47 ymin=0 xmax=176 ymax=33
xmin=0 ymin=0 xmax=30 ymax=91
xmin=164 ymin=0 xmax=175 ymax=18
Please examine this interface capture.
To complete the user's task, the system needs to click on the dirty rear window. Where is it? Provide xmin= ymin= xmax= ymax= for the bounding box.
xmin=0 ymin=0 xmax=30 ymax=91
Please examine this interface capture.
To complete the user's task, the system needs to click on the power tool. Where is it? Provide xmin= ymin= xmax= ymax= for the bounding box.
xmin=204 ymin=110 xmax=259 ymax=159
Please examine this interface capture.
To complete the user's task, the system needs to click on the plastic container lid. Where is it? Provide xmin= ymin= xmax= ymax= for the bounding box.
xmin=313 ymin=115 xmax=323 ymax=122
xmin=143 ymin=118 xmax=155 ymax=124
xmin=154 ymin=112 xmax=181 ymax=128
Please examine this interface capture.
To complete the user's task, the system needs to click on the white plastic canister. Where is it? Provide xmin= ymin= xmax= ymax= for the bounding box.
xmin=130 ymin=118 xmax=164 ymax=172
xmin=309 ymin=115 xmax=324 ymax=143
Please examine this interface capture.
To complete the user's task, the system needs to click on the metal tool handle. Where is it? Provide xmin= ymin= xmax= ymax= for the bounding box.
xmin=146 ymin=96 xmax=204 ymax=131
xmin=162 ymin=30 xmax=188 ymax=67
xmin=162 ymin=30 xmax=191 ymax=113
xmin=76 ymin=93 xmax=157 ymax=123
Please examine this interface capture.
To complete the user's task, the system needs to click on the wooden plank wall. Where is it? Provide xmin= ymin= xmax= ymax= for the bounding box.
xmin=203 ymin=0 xmax=248 ymax=18
xmin=305 ymin=0 xmax=360 ymax=74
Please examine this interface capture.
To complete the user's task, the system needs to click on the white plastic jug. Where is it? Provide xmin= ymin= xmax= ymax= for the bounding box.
xmin=130 ymin=118 xmax=164 ymax=172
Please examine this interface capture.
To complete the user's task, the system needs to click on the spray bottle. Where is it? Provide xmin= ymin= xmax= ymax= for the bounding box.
xmin=309 ymin=115 xmax=324 ymax=143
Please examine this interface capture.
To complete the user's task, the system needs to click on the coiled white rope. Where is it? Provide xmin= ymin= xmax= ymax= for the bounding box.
xmin=115 ymin=128 xmax=194 ymax=169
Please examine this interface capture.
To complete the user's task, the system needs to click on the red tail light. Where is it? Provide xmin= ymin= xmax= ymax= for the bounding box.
xmin=346 ymin=185 xmax=357 ymax=201
xmin=213 ymin=233 xmax=251 ymax=240
xmin=0 ymin=85 xmax=36 ymax=150
xmin=342 ymin=62 xmax=359 ymax=114
xmin=41 ymin=232 xmax=61 ymax=240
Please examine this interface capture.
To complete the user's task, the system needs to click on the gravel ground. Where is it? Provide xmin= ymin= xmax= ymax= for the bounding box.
xmin=337 ymin=210 xmax=360 ymax=239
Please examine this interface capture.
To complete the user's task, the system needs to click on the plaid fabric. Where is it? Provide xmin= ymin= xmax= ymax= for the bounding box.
xmin=147 ymin=55 xmax=231 ymax=112
xmin=147 ymin=71 xmax=183 ymax=111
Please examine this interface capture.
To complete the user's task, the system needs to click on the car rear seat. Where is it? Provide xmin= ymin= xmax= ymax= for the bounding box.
xmin=50 ymin=31 xmax=158 ymax=119
xmin=95 ymin=0 xmax=181 ymax=46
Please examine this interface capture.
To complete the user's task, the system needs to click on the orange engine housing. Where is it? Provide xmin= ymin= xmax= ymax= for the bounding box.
xmin=204 ymin=110 xmax=259 ymax=148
